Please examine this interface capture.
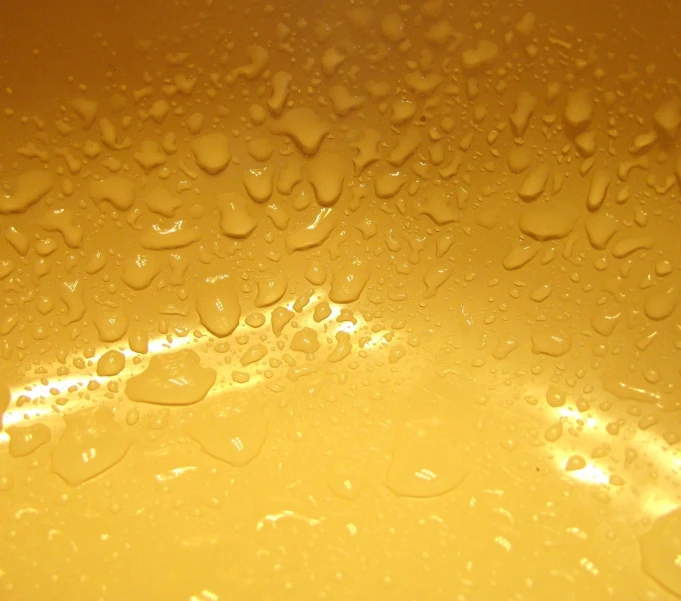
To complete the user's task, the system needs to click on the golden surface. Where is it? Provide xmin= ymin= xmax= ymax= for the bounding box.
xmin=0 ymin=0 xmax=680 ymax=599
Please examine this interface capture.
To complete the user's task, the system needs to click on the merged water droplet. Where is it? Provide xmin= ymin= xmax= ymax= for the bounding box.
xmin=639 ymin=506 xmax=681 ymax=597
xmin=125 ymin=349 xmax=216 ymax=406
xmin=185 ymin=397 xmax=268 ymax=467
xmin=52 ymin=407 xmax=130 ymax=486
xmin=7 ymin=422 xmax=51 ymax=457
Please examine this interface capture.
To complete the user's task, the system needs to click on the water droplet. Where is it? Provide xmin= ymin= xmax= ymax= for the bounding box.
xmin=519 ymin=202 xmax=578 ymax=241
xmin=96 ymin=350 xmax=126 ymax=377
xmin=0 ymin=170 xmax=53 ymax=214
xmin=241 ymin=343 xmax=268 ymax=367
xmin=290 ymin=328 xmax=320 ymax=354
xmin=639 ymin=506 xmax=681 ymax=596
xmin=94 ymin=311 xmax=129 ymax=343
xmin=255 ymin=273 xmax=288 ymax=308
xmin=7 ymin=422 xmax=51 ymax=457
xmin=195 ymin=276 xmax=241 ymax=338
xmin=329 ymin=257 xmax=370 ymax=304
xmin=191 ymin=132 xmax=231 ymax=174
xmin=531 ymin=327 xmax=571 ymax=357
xmin=125 ymin=349 xmax=216 ymax=406
xmin=89 ymin=176 xmax=135 ymax=211
xmin=52 ymin=407 xmax=130 ymax=486
xmin=186 ymin=397 xmax=267 ymax=467
xmin=270 ymin=108 xmax=330 ymax=155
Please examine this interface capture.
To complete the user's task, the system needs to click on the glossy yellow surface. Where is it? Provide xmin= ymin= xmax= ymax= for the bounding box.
xmin=0 ymin=0 xmax=680 ymax=599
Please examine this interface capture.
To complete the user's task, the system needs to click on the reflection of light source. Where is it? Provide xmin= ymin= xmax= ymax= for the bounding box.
xmin=154 ymin=466 xmax=197 ymax=483
xmin=80 ymin=448 xmax=97 ymax=465
xmin=579 ymin=557 xmax=600 ymax=576
xmin=189 ymin=589 xmax=220 ymax=601
xmin=561 ymin=459 xmax=609 ymax=486
xmin=519 ymin=380 xmax=681 ymax=520
xmin=415 ymin=468 xmax=437 ymax=482
xmin=494 ymin=536 xmax=512 ymax=552
xmin=256 ymin=509 xmax=323 ymax=531
xmin=3 ymin=333 xmax=192 ymax=429
xmin=3 ymin=291 xmax=374 ymax=432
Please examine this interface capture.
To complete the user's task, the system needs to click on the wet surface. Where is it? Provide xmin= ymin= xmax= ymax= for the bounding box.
xmin=0 ymin=0 xmax=681 ymax=598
